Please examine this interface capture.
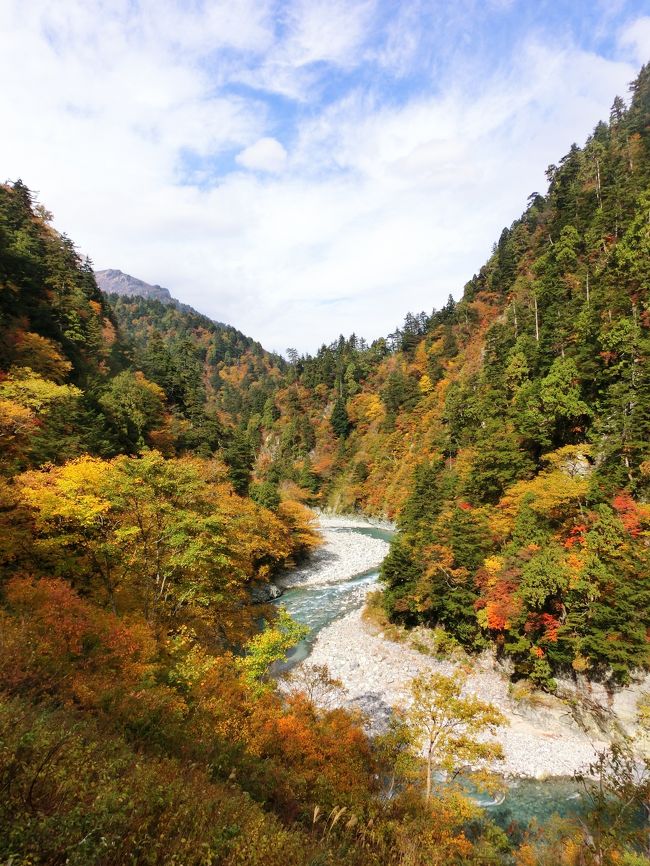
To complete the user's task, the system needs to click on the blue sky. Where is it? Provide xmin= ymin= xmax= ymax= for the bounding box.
xmin=1 ymin=1 xmax=649 ymax=352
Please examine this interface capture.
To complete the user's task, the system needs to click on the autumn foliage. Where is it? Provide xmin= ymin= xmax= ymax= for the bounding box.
xmin=3 ymin=62 xmax=650 ymax=864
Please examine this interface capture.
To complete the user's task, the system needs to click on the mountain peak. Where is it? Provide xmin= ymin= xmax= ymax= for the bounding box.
xmin=95 ymin=269 xmax=173 ymax=303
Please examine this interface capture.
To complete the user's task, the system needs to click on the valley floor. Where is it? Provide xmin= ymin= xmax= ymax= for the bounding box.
xmin=276 ymin=512 xmax=393 ymax=588
xmin=285 ymin=513 xmax=632 ymax=780
xmin=308 ymin=604 xmax=607 ymax=779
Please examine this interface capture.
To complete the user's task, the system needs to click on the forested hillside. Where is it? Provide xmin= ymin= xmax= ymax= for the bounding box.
xmin=247 ymin=65 xmax=650 ymax=690
xmin=0 ymin=177 xmax=520 ymax=864
xmin=107 ymin=292 xmax=285 ymax=434
xmin=2 ymin=63 xmax=650 ymax=866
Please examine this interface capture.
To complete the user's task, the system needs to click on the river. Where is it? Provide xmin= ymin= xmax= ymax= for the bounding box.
xmin=275 ymin=520 xmax=590 ymax=833
xmin=277 ymin=524 xmax=393 ymax=668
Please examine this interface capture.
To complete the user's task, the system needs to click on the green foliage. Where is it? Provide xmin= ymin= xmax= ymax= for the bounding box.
xmin=538 ymin=357 xmax=591 ymax=446
xmin=377 ymin=67 xmax=650 ymax=688
xmin=250 ymin=481 xmax=281 ymax=510
xmin=381 ymin=368 xmax=420 ymax=417
xmin=98 ymin=370 xmax=166 ymax=451
xmin=3 ymin=64 xmax=650 ymax=866
xmin=0 ymin=182 xmax=114 ymax=384
xmin=398 ymin=458 xmax=447 ymax=531
xmin=381 ymin=534 xmax=426 ymax=625
xmin=518 ymin=545 xmax=569 ymax=610
xmin=237 ymin=608 xmax=309 ymax=693
xmin=331 ymin=395 xmax=351 ymax=438
xmin=465 ymin=421 xmax=534 ymax=504
xmin=108 ymin=292 xmax=285 ymax=437
xmin=224 ymin=428 xmax=254 ymax=495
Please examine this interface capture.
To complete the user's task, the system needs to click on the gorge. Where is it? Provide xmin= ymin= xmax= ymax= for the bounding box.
xmin=276 ymin=514 xmax=648 ymax=828
xmin=2 ymin=59 xmax=650 ymax=866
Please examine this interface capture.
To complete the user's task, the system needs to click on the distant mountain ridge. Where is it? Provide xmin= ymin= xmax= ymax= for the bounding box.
xmin=100 ymin=269 xmax=286 ymax=427
xmin=96 ymin=268 xmax=233 ymax=329
xmin=95 ymin=269 xmax=173 ymax=303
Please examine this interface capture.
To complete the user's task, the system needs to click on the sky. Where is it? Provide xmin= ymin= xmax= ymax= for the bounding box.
xmin=1 ymin=2 xmax=649 ymax=355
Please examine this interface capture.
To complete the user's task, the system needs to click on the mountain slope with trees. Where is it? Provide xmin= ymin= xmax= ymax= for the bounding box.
xmin=106 ymin=291 xmax=285 ymax=435
xmin=249 ymin=64 xmax=650 ymax=690
xmin=2 ymin=62 xmax=650 ymax=866
xmin=0 ymin=178 xmax=518 ymax=865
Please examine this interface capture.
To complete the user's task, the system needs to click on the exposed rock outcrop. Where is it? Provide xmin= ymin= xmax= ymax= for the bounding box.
xmin=95 ymin=269 xmax=174 ymax=303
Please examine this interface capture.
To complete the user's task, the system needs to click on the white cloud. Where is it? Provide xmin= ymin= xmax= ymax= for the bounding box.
xmin=281 ymin=0 xmax=377 ymax=69
xmin=618 ymin=16 xmax=650 ymax=66
xmin=0 ymin=2 xmax=646 ymax=354
xmin=236 ymin=137 xmax=288 ymax=172
xmin=235 ymin=0 xmax=377 ymax=99
xmin=372 ymin=1 xmax=423 ymax=77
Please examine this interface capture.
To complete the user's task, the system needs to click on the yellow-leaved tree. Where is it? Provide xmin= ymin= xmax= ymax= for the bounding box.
xmin=404 ymin=672 xmax=505 ymax=801
xmin=0 ymin=367 xmax=82 ymax=470
xmin=15 ymin=451 xmax=306 ymax=643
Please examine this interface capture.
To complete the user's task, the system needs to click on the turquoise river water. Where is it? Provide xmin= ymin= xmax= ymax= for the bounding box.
xmin=275 ymin=524 xmax=588 ymax=832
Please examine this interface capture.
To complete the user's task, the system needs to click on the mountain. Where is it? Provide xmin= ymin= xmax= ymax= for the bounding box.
xmin=249 ymin=63 xmax=650 ymax=689
xmin=97 ymin=269 xmax=287 ymax=432
xmin=104 ymin=288 xmax=285 ymax=438
xmin=3 ymin=63 xmax=650 ymax=866
xmin=95 ymin=268 xmax=173 ymax=303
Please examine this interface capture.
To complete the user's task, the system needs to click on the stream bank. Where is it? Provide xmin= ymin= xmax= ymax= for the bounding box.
xmin=275 ymin=514 xmax=647 ymax=801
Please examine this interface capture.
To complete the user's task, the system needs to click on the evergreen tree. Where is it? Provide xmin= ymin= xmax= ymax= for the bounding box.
xmin=331 ymin=396 xmax=351 ymax=438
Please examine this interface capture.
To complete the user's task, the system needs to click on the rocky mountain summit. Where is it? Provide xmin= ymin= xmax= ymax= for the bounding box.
xmin=95 ymin=268 xmax=173 ymax=303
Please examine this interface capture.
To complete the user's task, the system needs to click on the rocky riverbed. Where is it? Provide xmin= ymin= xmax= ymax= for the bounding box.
xmin=276 ymin=513 xmax=393 ymax=589
xmin=279 ymin=514 xmax=650 ymax=781
xmin=306 ymin=602 xmax=612 ymax=779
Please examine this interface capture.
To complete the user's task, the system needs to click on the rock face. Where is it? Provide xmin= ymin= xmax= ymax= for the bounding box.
xmin=555 ymin=673 xmax=650 ymax=745
xmin=95 ymin=269 xmax=174 ymax=303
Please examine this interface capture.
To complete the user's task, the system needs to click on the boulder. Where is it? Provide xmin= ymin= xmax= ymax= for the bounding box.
xmin=250 ymin=581 xmax=284 ymax=604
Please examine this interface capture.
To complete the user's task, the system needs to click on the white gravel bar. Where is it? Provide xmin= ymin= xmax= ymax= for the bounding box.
xmin=307 ymin=604 xmax=608 ymax=779
xmin=281 ymin=513 xmax=616 ymax=780
xmin=276 ymin=513 xmax=392 ymax=588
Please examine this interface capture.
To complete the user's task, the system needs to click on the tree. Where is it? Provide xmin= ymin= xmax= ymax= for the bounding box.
xmin=0 ymin=367 xmax=83 ymax=470
xmin=404 ymin=672 xmax=505 ymax=801
xmin=15 ymin=452 xmax=304 ymax=641
xmin=381 ymin=368 xmax=420 ymax=417
xmin=237 ymin=607 xmax=308 ymax=694
xmin=98 ymin=370 xmax=165 ymax=451
xmin=224 ymin=428 xmax=254 ymax=495
xmin=330 ymin=396 xmax=351 ymax=438
xmin=572 ymin=744 xmax=650 ymax=866
xmin=381 ymin=534 xmax=425 ymax=625
xmin=8 ymin=331 xmax=72 ymax=382
xmin=250 ymin=481 xmax=281 ymax=510
xmin=465 ymin=421 xmax=534 ymax=504
xmin=538 ymin=357 xmax=591 ymax=446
